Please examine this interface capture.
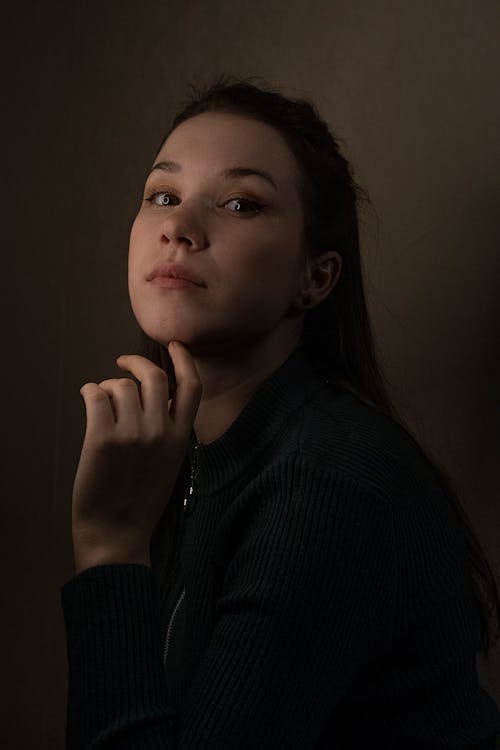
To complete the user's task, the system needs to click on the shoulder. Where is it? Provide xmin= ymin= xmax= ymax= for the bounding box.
xmin=292 ymin=383 xmax=443 ymax=504
xmin=281 ymin=383 xmax=471 ymax=580
xmin=280 ymin=382 xmax=468 ymax=555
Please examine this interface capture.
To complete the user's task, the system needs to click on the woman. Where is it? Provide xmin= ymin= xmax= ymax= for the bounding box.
xmin=61 ymin=75 xmax=500 ymax=748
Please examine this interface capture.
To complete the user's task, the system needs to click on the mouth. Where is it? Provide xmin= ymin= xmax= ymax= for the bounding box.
xmin=147 ymin=262 xmax=205 ymax=287
xmin=149 ymin=276 xmax=204 ymax=289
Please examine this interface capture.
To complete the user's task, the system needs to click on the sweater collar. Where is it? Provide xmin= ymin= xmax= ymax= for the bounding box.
xmin=186 ymin=342 xmax=328 ymax=495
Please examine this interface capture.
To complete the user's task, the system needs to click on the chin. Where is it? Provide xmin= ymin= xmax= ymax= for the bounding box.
xmin=138 ymin=319 xmax=198 ymax=352
xmin=130 ymin=303 xmax=183 ymax=343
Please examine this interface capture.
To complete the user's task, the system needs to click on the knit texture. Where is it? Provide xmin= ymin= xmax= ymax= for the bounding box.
xmin=61 ymin=343 xmax=500 ymax=748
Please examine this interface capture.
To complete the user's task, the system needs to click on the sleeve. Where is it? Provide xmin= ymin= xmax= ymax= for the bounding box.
xmin=61 ymin=454 xmax=397 ymax=749
xmin=61 ymin=564 xmax=177 ymax=750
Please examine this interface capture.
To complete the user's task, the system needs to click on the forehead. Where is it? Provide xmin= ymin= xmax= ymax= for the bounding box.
xmin=155 ymin=111 xmax=300 ymax=192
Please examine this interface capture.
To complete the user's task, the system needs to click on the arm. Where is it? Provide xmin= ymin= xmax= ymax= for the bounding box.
xmin=61 ymin=564 xmax=178 ymax=750
xmin=61 ymin=457 xmax=396 ymax=748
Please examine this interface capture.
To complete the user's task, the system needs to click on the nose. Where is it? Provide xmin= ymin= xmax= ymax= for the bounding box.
xmin=159 ymin=199 xmax=207 ymax=250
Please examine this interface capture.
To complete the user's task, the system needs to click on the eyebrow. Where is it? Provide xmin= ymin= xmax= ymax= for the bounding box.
xmin=148 ymin=160 xmax=278 ymax=191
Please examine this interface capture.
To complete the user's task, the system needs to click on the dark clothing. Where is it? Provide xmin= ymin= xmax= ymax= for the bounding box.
xmin=61 ymin=343 xmax=500 ymax=748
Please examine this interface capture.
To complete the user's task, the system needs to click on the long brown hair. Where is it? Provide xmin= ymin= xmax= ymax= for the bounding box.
xmin=141 ymin=73 xmax=499 ymax=658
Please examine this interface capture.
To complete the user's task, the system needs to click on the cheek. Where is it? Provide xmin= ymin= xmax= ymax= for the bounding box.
xmin=227 ymin=244 xmax=299 ymax=309
xmin=129 ymin=216 xmax=145 ymax=257
xmin=247 ymin=233 xmax=301 ymax=283
xmin=127 ymin=221 xmax=147 ymax=296
xmin=128 ymin=216 xmax=154 ymax=274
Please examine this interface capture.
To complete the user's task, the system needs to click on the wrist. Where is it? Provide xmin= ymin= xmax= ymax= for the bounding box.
xmin=73 ymin=546 xmax=151 ymax=575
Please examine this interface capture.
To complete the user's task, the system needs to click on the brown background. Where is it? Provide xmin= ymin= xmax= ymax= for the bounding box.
xmin=2 ymin=1 xmax=499 ymax=747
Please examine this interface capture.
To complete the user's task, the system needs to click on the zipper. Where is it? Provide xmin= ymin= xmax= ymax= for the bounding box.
xmin=163 ymin=586 xmax=186 ymax=665
xmin=163 ymin=438 xmax=198 ymax=665
xmin=184 ymin=439 xmax=199 ymax=514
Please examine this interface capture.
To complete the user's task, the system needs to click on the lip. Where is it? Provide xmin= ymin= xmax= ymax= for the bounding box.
xmin=147 ymin=262 xmax=205 ymax=287
xmin=150 ymin=277 xmax=202 ymax=289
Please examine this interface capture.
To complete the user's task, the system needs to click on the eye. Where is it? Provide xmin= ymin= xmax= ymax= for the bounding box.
xmin=144 ymin=192 xmax=179 ymax=207
xmin=144 ymin=191 xmax=264 ymax=214
xmin=224 ymin=197 xmax=263 ymax=214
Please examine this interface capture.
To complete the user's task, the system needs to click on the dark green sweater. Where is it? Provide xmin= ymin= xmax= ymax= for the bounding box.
xmin=61 ymin=343 xmax=500 ymax=748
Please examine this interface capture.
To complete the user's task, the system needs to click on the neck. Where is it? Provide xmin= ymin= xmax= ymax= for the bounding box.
xmin=192 ymin=333 xmax=301 ymax=445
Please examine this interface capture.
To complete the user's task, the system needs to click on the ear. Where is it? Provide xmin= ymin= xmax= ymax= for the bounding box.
xmin=299 ymin=251 xmax=342 ymax=309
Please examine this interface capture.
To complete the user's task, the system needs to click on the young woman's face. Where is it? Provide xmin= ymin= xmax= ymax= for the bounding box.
xmin=128 ymin=111 xmax=308 ymax=359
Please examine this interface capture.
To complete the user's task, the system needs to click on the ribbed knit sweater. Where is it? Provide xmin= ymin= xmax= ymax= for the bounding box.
xmin=61 ymin=343 xmax=500 ymax=749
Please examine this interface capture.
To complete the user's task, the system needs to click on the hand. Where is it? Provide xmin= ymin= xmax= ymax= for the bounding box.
xmin=71 ymin=341 xmax=202 ymax=573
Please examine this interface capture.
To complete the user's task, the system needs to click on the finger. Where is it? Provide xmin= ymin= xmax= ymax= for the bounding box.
xmin=116 ymin=355 xmax=171 ymax=427
xmin=167 ymin=341 xmax=203 ymax=436
xmin=79 ymin=383 xmax=117 ymax=436
xmin=98 ymin=378 xmax=144 ymax=425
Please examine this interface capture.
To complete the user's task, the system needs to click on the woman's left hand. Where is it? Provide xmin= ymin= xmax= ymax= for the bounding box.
xmin=71 ymin=341 xmax=202 ymax=573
